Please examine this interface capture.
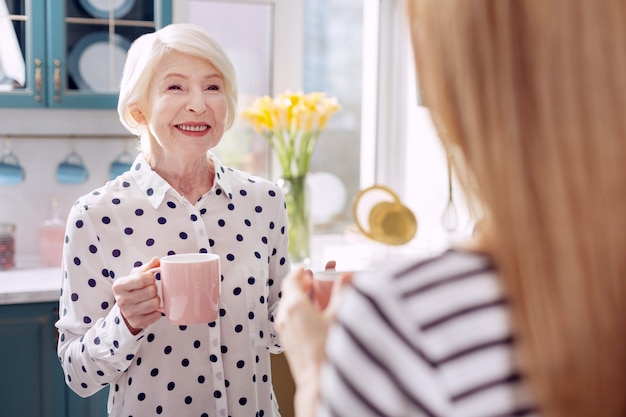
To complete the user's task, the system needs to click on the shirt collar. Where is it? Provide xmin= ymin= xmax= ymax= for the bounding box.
xmin=211 ymin=153 xmax=234 ymax=200
xmin=129 ymin=153 xmax=234 ymax=209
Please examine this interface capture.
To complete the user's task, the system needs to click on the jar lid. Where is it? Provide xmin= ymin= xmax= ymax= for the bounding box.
xmin=0 ymin=223 xmax=16 ymax=235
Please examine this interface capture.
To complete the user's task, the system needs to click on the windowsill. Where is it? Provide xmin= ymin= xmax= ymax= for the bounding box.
xmin=308 ymin=228 xmax=444 ymax=272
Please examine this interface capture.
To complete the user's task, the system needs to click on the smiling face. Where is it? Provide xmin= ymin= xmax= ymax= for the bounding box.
xmin=134 ymin=50 xmax=228 ymax=158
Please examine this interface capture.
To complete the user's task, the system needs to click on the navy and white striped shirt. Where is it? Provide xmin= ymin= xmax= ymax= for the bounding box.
xmin=319 ymin=249 xmax=540 ymax=417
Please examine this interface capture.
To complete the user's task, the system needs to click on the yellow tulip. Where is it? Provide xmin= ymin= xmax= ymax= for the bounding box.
xmin=317 ymin=97 xmax=341 ymax=130
xmin=242 ymin=90 xmax=341 ymax=177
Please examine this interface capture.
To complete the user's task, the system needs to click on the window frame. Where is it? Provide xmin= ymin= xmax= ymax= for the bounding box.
xmin=362 ymin=0 xmax=411 ymax=195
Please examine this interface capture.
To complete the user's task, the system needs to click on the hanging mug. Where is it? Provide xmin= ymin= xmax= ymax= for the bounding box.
xmin=57 ymin=151 xmax=89 ymax=184
xmin=109 ymin=150 xmax=134 ymax=180
xmin=0 ymin=150 xmax=25 ymax=185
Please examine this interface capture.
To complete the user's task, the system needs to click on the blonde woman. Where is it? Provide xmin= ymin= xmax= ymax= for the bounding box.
xmin=276 ymin=1 xmax=626 ymax=417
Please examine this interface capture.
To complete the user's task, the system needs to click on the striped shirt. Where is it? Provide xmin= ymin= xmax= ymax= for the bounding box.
xmin=318 ymin=249 xmax=540 ymax=417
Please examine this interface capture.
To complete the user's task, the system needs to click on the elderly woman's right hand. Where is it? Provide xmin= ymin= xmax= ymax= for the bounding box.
xmin=112 ymin=257 xmax=162 ymax=335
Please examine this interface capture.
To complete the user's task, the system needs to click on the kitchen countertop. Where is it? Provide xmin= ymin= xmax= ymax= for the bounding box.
xmin=0 ymin=266 xmax=61 ymax=305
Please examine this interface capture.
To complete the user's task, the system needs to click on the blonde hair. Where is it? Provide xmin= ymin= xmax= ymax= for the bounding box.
xmin=408 ymin=0 xmax=626 ymax=416
xmin=117 ymin=23 xmax=238 ymax=140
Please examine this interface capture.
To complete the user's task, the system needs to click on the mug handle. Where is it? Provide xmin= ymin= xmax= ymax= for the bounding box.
xmin=147 ymin=266 xmax=165 ymax=314
xmin=1 ymin=150 xmax=21 ymax=165
xmin=65 ymin=151 xmax=84 ymax=165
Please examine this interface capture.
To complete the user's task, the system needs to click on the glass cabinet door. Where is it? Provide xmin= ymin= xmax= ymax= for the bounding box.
xmin=47 ymin=0 xmax=172 ymax=108
xmin=0 ymin=0 xmax=46 ymax=107
xmin=0 ymin=0 xmax=171 ymax=109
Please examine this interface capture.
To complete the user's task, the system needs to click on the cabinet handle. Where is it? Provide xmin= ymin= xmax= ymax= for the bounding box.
xmin=53 ymin=307 xmax=60 ymax=349
xmin=34 ymin=58 xmax=42 ymax=102
xmin=53 ymin=59 xmax=61 ymax=102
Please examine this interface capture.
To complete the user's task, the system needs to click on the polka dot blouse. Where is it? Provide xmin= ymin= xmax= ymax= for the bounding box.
xmin=55 ymin=154 xmax=291 ymax=417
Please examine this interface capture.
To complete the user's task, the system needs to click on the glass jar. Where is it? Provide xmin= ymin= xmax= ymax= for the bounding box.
xmin=0 ymin=223 xmax=16 ymax=270
xmin=40 ymin=197 xmax=65 ymax=267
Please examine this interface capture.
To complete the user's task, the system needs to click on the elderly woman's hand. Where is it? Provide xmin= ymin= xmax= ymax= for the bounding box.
xmin=112 ymin=257 xmax=163 ymax=335
xmin=275 ymin=263 xmax=351 ymax=417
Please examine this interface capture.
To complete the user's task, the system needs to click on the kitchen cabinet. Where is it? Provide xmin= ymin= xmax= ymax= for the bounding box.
xmin=0 ymin=0 xmax=172 ymax=109
xmin=0 ymin=301 xmax=108 ymax=417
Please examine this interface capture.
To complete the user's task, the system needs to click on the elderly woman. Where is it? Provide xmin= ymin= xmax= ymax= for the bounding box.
xmin=56 ymin=23 xmax=290 ymax=417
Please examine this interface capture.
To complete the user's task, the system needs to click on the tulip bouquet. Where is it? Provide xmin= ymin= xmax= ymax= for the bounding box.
xmin=241 ymin=91 xmax=341 ymax=178
xmin=242 ymin=91 xmax=341 ymax=262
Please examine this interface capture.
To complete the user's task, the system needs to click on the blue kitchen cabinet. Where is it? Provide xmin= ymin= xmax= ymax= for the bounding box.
xmin=0 ymin=0 xmax=46 ymax=108
xmin=0 ymin=302 xmax=108 ymax=417
xmin=0 ymin=0 xmax=172 ymax=109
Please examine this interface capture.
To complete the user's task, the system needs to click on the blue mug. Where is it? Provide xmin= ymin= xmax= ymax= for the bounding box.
xmin=109 ymin=151 xmax=134 ymax=180
xmin=0 ymin=151 xmax=25 ymax=185
xmin=57 ymin=152 xmax=89 ymax=184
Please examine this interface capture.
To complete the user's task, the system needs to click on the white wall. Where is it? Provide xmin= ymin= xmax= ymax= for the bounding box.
xmin=0 ymin=108 xmax=136 ymax=266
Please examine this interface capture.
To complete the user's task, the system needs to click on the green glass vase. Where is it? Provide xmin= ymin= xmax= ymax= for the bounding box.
xmin=278 ymin=175 xmax=311 ymax=264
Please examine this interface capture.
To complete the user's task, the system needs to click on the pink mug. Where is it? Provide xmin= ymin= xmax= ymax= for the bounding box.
xmin=154 ymin=253 xmax=221 ymax=324
xmin=311 ymin=270 xmax=342 ymax=311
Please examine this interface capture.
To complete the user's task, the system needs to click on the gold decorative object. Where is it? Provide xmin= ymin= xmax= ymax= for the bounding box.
xmin=352 ymin=185 xmax=418 ymax=245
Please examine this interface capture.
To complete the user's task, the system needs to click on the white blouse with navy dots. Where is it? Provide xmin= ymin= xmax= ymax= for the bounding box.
xmin=55 ymin=153 xmax=291 ymax=417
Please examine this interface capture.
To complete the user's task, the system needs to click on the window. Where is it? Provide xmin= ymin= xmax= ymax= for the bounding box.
xmin=302 ymin=0 xmax=364 ymax=233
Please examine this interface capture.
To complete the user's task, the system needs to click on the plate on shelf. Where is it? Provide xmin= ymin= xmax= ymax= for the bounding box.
xmin=68 ymin=32 xmax=131 ymax=93
xmin=78 ymin=0 xmax=136 ymax=19
xmin=308 ymin=172 xmax=347 ymax=225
